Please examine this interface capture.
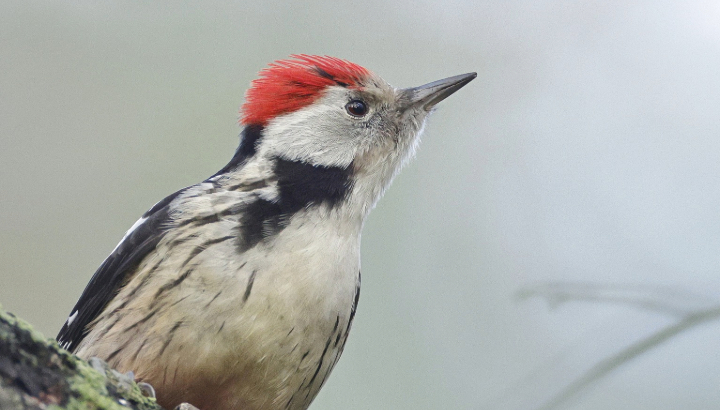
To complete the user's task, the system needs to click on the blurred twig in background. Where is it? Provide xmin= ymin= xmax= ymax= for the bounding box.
xmin=517 ymin=282 xmax=720 ymax=410
xmin=518 ymin=282 xmax=717 ymax=317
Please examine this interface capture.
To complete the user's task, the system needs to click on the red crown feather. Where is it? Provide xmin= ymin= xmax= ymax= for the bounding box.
xmin=241 ymin=55 xmax=370 ymax=125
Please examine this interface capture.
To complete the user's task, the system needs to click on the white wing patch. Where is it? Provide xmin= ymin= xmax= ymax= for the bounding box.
xmin=59 ymin=310 xmax=79 ymax=349
xmin=111 ymin=216 xmax=148 ymax=253
xmin=66 ymin=310 xmax=78 ymax=326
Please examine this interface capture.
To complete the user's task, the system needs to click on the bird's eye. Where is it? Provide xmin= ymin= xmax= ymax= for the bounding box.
xmin=345 ymin=100 xmax=368 ymax=117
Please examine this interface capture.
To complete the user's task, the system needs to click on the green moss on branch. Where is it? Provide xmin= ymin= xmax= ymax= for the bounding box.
xmin=0 ymin=305 xmax=164 ymax=410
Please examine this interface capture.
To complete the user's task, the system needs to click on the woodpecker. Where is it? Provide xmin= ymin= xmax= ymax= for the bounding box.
xmin=57 ymin=55 xmax=475 ymax=410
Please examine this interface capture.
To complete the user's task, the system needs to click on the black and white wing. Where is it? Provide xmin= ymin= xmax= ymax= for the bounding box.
xmin=56 ymin=126 xmax=263 ymax=352
xmin=56 ymin=188 xmax=186 ymax=352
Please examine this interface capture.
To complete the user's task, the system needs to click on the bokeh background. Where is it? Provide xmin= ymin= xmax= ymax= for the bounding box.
xmin=2 ymin=2 xmax=720 ymax=409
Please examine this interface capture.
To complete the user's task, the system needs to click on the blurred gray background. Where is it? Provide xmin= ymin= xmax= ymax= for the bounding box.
xmin=2 ymin=1 xmax=720 ymax=409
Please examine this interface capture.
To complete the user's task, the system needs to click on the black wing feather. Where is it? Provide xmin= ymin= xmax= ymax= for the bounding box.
xmin=56 ymin=188 xmax=186 ymax=351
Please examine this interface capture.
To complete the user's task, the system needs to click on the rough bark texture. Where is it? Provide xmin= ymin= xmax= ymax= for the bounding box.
xmin=0 ymin=304 xmax=165 ymax=410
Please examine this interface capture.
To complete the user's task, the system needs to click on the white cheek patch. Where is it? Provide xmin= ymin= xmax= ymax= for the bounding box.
xmin=260 ymin=92 xmax=360 ymax=168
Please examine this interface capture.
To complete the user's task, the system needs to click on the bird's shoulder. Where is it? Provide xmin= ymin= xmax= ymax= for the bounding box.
xmin=56 ymin=175 xmax=271 ymax=351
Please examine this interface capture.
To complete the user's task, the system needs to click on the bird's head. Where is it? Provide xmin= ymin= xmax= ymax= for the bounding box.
xmin=217 ymin=55 xmax=475 ymax=220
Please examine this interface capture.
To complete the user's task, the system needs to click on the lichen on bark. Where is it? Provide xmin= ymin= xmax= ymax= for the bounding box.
xmin=0 ymin=305 xmax=164 ymax=410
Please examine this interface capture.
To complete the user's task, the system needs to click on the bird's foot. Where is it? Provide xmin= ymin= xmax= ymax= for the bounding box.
xmin=137 ymin=382 xmax=156 ymax=398
xmin=88 ymin=356 xmax=156 ymax=399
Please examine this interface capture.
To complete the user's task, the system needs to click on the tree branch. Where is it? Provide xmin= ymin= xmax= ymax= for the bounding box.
xmin=0 ymin=304 xmax=164 ymax=410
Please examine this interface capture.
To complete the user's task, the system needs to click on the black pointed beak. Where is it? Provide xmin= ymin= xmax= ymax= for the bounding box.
xmin=402 ymin=72 xmax=477 ymax=111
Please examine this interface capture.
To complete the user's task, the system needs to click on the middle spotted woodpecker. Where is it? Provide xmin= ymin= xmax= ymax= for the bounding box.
xmin=57 ymin=55 xmax=476 ymax=410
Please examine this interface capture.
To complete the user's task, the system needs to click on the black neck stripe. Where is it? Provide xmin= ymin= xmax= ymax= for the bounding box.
xmin=273 ymin=157 xmax=353 ymax=211
xmin=209 ymin=124 xmax=264 ymax=179
xmin=237 ymin=157 xmax=353 ymax=251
